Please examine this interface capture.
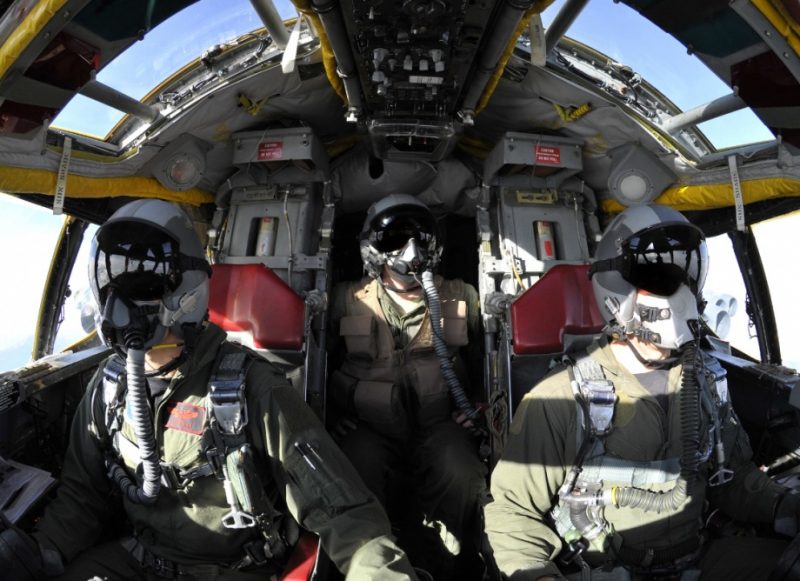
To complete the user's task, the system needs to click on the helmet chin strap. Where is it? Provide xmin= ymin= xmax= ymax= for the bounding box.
xmin=623 ymin=334 xmax=679 ymax=369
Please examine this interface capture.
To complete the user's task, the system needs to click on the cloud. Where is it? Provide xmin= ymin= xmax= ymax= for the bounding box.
xmin=0 ymin=197 xmax=64 ymax=352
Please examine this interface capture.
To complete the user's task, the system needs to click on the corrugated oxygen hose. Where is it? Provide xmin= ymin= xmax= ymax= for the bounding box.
xmin=106 ymin=345 xmax=162 ymax=504
xmin=421 ymin=270 xmax=478 ymax=421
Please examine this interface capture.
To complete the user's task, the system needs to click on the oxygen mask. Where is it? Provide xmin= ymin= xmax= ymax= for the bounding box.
xmin=385 ymin=237 xmax=429 ymax=283
xmin=633 ymin=285 xmax=699 ymax=350
xmin=97 ymin=287 xmax=165 ymax=352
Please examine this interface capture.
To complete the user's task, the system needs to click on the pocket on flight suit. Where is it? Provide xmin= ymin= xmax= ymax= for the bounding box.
xmin=340 ymin=315 xmax=377 ymax=359
xmin=408 ymin=358 xmax=452 ymax=430
xmin=284 ymin=440 xmax=370 ymax=522
xmin=353 ymin=380 xmax=409 ymax=437
xmin=441 ymin=300 xmax=469 ymax=346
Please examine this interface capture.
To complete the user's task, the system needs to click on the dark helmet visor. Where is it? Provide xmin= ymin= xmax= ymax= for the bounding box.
xmin=93 ymin=222 xmax=182 ymax=302
xmin=623 ymin=223 xmax=707 ymax=295
xmin=369 ymin=208 xmax=437 ymax=253
xmin=590 ymin=222 xmax=708 ymax=296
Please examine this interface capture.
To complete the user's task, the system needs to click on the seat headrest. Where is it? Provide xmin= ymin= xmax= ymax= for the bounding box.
xmin=208 ymin=263 xmax=305 ymax=351
xmin=510 ymin=264 xmax=605 ymax=355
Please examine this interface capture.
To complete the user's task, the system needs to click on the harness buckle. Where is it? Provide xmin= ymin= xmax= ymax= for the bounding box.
xmin=209 ymin=378 xmax=248 ymax=435
xmin=561 ymin=537 xmax=589 ymax=564
xmin=206 ymin=447 xmax=225 ymax=479
xmin=160 ymin=463 xmax=185 ymax=489
xmin=582 ymin=379 xmax=617 ymax=437
xmin=151 ymin=555 xmax=177 ymax=579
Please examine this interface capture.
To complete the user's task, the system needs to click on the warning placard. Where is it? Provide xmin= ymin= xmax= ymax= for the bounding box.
xmin=534 ymin=145 xmax=561 ymax=165
xmin=258 ymin=141 xmax=284 ymax=161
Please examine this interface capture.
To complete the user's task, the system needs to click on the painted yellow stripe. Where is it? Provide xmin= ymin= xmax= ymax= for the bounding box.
xmin=477 ymin=0 xmax=556 ymax=114
xmin=32 ymin=213 xmax=70 ymax=359
xmin=753 ymin=0 xmax=800 ymax=55
xmin=292 ymin=0 xmax=346 ymax=103
xmin=0 ymin=166 xmax=213 ymax=205
xmin=601 ymin=176 xmax=800 ymax=213
xmin=0 ymin=0 xmax=70 ymax=82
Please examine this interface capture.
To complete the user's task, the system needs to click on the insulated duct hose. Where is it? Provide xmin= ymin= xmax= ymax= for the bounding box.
xmin=421 ymin=270 xmax=478 ymax=421
xmin=106 ymin=345 xmax=162 ymax=504
xmin=613 ymin=344 xmax=701 ymax=513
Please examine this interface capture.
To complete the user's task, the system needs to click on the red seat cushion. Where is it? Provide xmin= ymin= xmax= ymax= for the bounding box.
xmin=510 ymin=264 xmax=605 ymax=355
xmin=208 ymin=263 xmax=304 ymax=351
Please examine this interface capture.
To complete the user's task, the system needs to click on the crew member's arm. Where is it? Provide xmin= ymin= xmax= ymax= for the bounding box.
xmin=248 ymin=362 xmax=417 ymax=580
xmin=706 ymin=394 xmax=787 ymax=525
xmin=33 ymin=368 xmax=118 ymax=563
xmin=484 ymin=374 xmax=575 ymax=581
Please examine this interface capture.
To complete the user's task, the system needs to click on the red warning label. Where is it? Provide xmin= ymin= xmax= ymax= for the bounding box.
xmin=534 ymin=145 xmax=561 ymax=165
xmin=258 ymin=141 xmax=284 ymax=161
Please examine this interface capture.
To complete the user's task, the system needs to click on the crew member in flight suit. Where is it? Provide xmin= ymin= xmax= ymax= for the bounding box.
xmin=485 ymin=204 xmax=799 ymax=581
xmin=0 ymin=199 xmax=418 ymax=581
xmin=328 ymin=194 xmax=488 ymax=579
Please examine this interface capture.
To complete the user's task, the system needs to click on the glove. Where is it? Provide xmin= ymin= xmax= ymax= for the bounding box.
xmin=775 ymin=491 xmax=800 ymax=537
xmin=0 ymin=514 xmax=49 ymax=580
xmin=452 ymin=404 xmax=489 ymax=437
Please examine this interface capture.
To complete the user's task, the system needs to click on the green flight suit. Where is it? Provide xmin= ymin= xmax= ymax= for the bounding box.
xmin=328 ymin=276 xmax=487 ymax=574
xmin=485 ymin=338 xmax=788 ymax=581
xmin=33 ymin=323 xmax=417 ymax=580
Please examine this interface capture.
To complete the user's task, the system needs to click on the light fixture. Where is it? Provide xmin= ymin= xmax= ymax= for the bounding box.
xmin=607 ymin=143 xmax=675 ymax=206
xmin=151 ymin=135 xmax=210 ymax=191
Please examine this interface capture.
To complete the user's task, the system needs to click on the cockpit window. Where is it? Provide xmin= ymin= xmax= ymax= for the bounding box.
xmin=52 ymin=0 xmax=297 ymax=138
xmin=0 ymin=196 xmax=63 ymax=370
xmin=703 ymin=233 xmax=760 ymax=361
xmin=540 ymin=0 xmax=773 ymax=150
xmin=752 ymin=211 xmax=800 ymax=371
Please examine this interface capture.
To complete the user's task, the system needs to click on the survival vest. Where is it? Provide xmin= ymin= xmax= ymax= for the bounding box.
xmin=334 ymin=276 xmax=470 ymax=438
xmin=93 ymin=345 xmax=292 ymax=569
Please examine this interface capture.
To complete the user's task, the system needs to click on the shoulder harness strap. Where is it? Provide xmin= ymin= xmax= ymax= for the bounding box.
xmin=573 ymin=355 xmax=617 ymax=440
xmin=93 ymin=356 xmax=127 ymax=449
xmin=208 ymin=350 xmax=251 ymax=439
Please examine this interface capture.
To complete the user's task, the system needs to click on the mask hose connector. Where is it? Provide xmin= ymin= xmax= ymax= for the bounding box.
xmin=106 ymin=345 xmax=162 ymax=504
xmin=421 ymin=270 xmax=478 ymax=422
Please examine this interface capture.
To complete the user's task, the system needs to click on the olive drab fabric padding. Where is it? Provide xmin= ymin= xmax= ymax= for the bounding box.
xmin=208 ymin=263 xmax=305 ymax=351
xmin=510 ymin=264 xmax=605 ymax=355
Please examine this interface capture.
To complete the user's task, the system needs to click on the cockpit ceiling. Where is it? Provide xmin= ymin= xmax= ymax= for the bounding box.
xmin=0 ymin=0 xmax=799 ymax=221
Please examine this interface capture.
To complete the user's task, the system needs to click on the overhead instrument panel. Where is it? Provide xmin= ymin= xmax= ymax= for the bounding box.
xmin=310 ymin=0 xmax=538 ymax=161
xmin=340 ymin=0 xmax=495 ymax=122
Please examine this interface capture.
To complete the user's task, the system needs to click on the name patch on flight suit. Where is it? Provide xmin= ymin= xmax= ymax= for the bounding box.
xmin=164 ymin=402 xmax=206 ymax=435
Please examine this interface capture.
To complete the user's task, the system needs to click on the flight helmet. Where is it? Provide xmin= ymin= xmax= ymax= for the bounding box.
xmin=359 ymin=194 xmax=441 ymax=281
xmin=589 ymin=204 xmax=708 ymax=350
xmin=88 ymin=199 xmax=211 ymax=351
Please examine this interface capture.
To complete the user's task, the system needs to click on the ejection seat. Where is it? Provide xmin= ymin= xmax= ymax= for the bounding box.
xmin=474 ymin=132 xmax=607 ymax=462
xmin=206 ymin=126 xmax=335 ymax=580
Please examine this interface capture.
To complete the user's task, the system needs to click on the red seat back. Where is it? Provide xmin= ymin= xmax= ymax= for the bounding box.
xmin=510 ymin=264 xmax=605 ymax=355
xmin=208 ymin=263 xmax=305 ymax=351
